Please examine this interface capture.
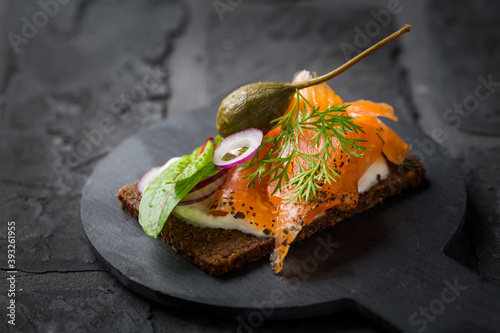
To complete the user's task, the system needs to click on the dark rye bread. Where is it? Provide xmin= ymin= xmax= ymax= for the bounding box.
xmin=116 ymin=155 xmax=425 ymax=276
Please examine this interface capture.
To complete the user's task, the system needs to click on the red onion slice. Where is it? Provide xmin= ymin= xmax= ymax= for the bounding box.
xmin=178 ymin=172 xmax=228 ymax=206
xmin=212 ymin=128 xmax=263 ymax=168
xmin=190 ymin=168 xmax=228 ymax=192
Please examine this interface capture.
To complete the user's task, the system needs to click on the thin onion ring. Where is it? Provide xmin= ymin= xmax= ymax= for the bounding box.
xmin=212 ymin=128 xmax=263 ymax=168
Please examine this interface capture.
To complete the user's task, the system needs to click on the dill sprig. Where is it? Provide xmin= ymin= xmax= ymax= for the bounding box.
xmin=399 ymin=157 xmax=422 ymax=169
xmin=242 ymin=89 xmax=368 ymax=204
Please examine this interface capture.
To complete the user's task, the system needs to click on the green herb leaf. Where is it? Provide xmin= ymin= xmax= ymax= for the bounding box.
xmin=138 ymin=140 xmax=220 ymax=237
xmin=214 ymin=135 xmax=224 ymax=146
xmin=399 ymin=157 xmax=422 ymax=169
xmin=242 ymin=89 xmax=368 ymax=205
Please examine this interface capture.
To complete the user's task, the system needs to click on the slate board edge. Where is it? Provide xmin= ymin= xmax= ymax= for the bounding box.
xmin=80 ymin=105 xmax=467 ymax=324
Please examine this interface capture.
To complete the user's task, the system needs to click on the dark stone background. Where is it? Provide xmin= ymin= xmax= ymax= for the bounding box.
xmin=0 ymin=0 xmax=499 ymax=331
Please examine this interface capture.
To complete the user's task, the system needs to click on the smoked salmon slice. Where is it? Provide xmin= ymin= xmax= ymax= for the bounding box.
xmin=209 ymin=70 xmax=410 ymax=273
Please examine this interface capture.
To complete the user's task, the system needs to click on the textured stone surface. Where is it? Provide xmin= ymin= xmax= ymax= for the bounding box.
xmin=1 ymin=0 xmax=500 ymax=331
xmin=428 ymin=0 xmax=500 ymax=135
xmin=0 ymin=271 xmax=153 ymax=332
xmin=206 ymin=2 xmax=417 ymax=124
xmin=0 ymin=0 xmax=183 ymax=272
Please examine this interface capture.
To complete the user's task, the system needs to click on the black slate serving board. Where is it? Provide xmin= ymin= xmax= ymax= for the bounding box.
xmin=81 ymin=106 xmax=500 ymax=332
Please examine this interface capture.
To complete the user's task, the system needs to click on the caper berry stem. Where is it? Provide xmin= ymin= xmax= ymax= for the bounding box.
xmin=216 ymin=24 xmax=412 ymax=137
xmin=291 ymin=24 xmax=411 ymax=90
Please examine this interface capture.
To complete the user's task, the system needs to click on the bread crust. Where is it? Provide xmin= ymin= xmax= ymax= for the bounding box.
xmin=116 ymin=155 xmax=425 ymax=276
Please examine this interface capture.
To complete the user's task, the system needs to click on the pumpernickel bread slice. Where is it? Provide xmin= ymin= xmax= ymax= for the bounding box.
xmin=116 ymin=155 xmax=424 ymax=276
